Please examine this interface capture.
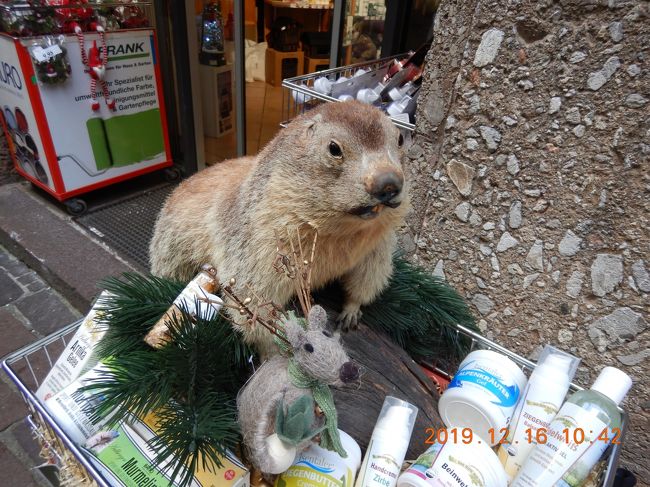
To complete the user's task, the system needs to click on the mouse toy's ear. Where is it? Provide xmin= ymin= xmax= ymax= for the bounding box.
xmin=283 ymin=317 xmax=306 ymax=348
xmin=307 ymin=305 xmax=328 ymax=330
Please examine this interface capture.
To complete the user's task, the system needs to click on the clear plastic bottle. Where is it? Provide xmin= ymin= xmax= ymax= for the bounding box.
xmin=355 ymin=397 xmax=418 ymax=487
xmin=511 ymin=366 xmax=632 ymax=487
xmin=497 ymin=346 xmax=580 ymax=480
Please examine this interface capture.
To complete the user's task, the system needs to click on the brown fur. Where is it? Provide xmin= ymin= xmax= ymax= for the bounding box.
xmin=149 ymin=101 xmax=408 ymax=354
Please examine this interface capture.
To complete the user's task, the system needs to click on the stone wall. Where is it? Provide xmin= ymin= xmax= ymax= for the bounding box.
xmin=403 ymin=0 xmax=649 ymax=480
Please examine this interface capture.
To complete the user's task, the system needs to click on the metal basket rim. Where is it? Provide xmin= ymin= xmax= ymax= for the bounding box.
xmin=1 ymin=319 xmax=627 ymax=487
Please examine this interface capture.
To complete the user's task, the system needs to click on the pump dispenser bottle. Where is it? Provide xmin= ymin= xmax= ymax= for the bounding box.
xmin=354 ymin=396 xmax=418 ymax=487
xmin=498 ymin=346 xmax=579 ymax=480
xmin=511 ymin=366 xmax=632 ymax=487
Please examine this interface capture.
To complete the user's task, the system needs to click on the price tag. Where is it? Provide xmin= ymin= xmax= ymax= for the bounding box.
xmin=31 ymin=45 xmax=63 ymax=62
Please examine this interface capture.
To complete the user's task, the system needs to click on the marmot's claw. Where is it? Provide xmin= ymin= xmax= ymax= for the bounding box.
xmin=337 ymin=307 xmax=362 ymax=332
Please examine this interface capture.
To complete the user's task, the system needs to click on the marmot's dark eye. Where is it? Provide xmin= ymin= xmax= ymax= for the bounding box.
xmin=328 ymin=141 xmax=342 ymax=158
xmin=398 ymin=133 xmax=404 ymax=147
xmin=304 ymin=343 xmax=314 ymax=353
xmin=322 ymin=330 xmax=333 ymax=338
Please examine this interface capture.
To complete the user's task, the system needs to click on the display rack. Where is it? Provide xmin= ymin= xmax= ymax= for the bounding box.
xmin=2 ymin=318 xmax=626 ymax=487
xmin=282 ymin=54 xmax=416 ymax=132
xmin=0 ymin=2 xmax=175 ymax=216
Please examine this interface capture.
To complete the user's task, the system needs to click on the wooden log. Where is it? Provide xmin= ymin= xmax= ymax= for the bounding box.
xmin=332 ymin=323 xmax=444 ymax=459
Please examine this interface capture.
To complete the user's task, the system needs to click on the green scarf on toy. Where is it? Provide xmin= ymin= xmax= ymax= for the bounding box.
xmin=276 ymin=317 xmax=346 ymax=458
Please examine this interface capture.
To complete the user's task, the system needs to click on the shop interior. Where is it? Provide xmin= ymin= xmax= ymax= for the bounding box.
xmin=192 ymin=0 xmax=437 ymax=166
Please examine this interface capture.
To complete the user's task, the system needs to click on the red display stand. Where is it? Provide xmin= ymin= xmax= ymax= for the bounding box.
xmin=0 ymin=28 xmax=172 ymax=213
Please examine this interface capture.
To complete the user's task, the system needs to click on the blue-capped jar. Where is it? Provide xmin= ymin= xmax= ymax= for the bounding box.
xmin=438 ymin=350 xmax=528 ymax=446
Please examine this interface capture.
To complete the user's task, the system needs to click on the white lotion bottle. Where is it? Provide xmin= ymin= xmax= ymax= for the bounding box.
xmin=355 ymin=396 xmax=418 ymax=487
xmin=511 ymin=366 xmax=632 ymax=487
xmin=497 ymin=346 xmax=580 ymax=480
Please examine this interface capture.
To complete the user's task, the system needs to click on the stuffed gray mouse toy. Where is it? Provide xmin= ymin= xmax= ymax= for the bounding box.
xmin=237 ymin=305 xmax=359 ymax=475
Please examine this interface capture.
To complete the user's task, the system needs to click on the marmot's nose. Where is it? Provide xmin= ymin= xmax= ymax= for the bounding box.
xmin=369 ymin=171 xmax=403 ymax=202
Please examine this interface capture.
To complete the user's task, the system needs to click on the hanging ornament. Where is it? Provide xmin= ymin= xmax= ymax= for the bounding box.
xmin=47 ymin=0 xmax=95 ymax=33
xmin=29 ymin=35 xmax=71 ymax=85
xmin=73 ymin=22 xmax=115 ymax=111
xmin=114 ymin=2 xmax=149 ymax=30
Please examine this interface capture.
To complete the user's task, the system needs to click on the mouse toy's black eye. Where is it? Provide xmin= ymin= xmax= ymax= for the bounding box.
xmin=329 ymin=141 xmax=343 ymax=158
xmin=398 ymin=133 xmax=404 ymax=147
xmin=304 ymin=343 xmax=314 ymax=353
xmin=322 ymin=330 xmax=333 ymax=338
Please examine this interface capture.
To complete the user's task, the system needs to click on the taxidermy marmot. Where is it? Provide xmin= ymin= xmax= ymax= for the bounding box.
xmin=150 ymin=101 xmax=408 ymax=352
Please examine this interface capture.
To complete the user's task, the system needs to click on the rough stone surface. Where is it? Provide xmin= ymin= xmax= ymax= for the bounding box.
xmin=566 ymin=271 xmax=585 ymax=298
xmin=587 ymin=56 xmax=621 ymax=90
xmin=609 ymin=21 xmax=624 ymax=42
xmin=506 ymin=154 xmax=520 ymax=175
xmin=454 ymin=202 xmax=471 ymax=222
xmin=624 ymin=93 xmax=647 ymax=108
xmin=473 ymin=28 xmax=504 ymax=67
xmin=496 ymin=232 xmax=518 ymax=252
xmin=526 ymin=240 xmax=544 ymax=271
xmin=472 ymin=293 xmax=494 ymax=315
xmin=409 ymin=0 xmax=650 ymax=478
xmin=508 ymin=201 xmax=522 ymax=229
xmin=479 ymin=126 xmax=501 ymax=152
xmin=591 ymin=254 xmax=624 ymax=297
xmin=588 ymin=307 xmax=647 ymax=350
xmin=446 ymin=160 xmax=475 ymax=197
xmin=548 ymin=96 xmax=562 ymax=114
xmin=558 ymin=230 xmax=582 ymax=257
xmin=631 ymin=260 xmax=650 ymax=292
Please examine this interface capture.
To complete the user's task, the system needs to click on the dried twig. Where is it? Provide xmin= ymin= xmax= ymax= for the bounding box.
xmin=220 ymin=279 xmax=290 ymax=345
xmin=274 ymin=225 xmax=318 ymax=317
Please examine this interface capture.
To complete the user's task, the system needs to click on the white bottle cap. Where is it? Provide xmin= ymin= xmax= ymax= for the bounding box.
xmin=590 ymin=367 xmax=632 ymax=405
xmin=356 ymin=88 xmax=379 ymax=104
xmin=374 ymin=396 xmax=418 ymax=442
xmin=534 ymin=353 xmax=572 ymax=387
xmin=338 ymin=94 xmax=354 ymax=102
xmin=313 ymin=77 xmax=333 ymax=95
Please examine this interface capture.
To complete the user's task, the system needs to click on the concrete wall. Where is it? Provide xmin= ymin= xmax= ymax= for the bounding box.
xmin=403 ymin=0 xmax=648 ymax=480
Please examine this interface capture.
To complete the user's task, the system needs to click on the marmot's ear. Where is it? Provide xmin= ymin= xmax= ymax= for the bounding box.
xmin=305 ymin=113 xmax=323 ymax=137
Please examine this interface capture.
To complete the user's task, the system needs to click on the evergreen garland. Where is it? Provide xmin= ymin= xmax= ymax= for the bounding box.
xmin=85 ymin=254 xmax=477 ymax=486
xmin=84 ymin=275 xmax=252 ymax=484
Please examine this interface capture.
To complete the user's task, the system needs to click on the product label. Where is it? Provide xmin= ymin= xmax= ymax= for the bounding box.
xmin=511 ymin=402 xmax=610 ymax=487
xmin=36 ymin=292 xmax=110 ymax=402
xmin=31 ymin=45 xmax=63 ymax=62
xmin=86 ymin=412 xmax=249 ymax=487
xmin=44 ymin=363 xmax=114 ymax=444
xmin=497 ymin=382 xmax=564 ymax=479
xmin=449 ymin=361 xmax=520 ymax=408
xmin=276 ymin=463 xmax=353 ymax=487
xmin=402 ymin=443 xmax=488 ymax=487
xmin=356 ymin=439 xmax=405 ymax=487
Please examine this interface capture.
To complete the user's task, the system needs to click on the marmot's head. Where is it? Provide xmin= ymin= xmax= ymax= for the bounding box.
xmin=265 ymin=101 xmax=408 ymax=230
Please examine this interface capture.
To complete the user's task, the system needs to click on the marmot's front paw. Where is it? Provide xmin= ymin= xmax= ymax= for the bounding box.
xmin=337 ymin=305 xmax=362 ymax=332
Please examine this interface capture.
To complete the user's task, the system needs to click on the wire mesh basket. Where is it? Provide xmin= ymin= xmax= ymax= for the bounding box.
xmin=2 ymin=320 xmax=627 ymax=487
xmin=282 ymin=54 xmax=417 ymax=132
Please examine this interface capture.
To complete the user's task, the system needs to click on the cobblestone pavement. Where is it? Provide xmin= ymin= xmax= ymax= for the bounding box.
xmin=0 ymin=245 xmax=81 ymax=486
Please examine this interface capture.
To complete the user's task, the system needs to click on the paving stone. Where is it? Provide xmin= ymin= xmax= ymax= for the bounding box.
xmin=0 ymin=184 xmax=133 ymax=306
xmin=9 ymin=421 xmax=44 ymax=467
xmin=0 ymin=255 xmax=30 ymax=279
xmin=0 ymin=272 xmax=23 ymax=306
xmin=0 ymin=442 xmax=40 ymax=487
xmin=0 ymin=307 xmax=37 ymax=358
xmin=13 ymin=291 xmax=78 ymax=337
xmin=0 ymin=378 xmax=27 ymax=430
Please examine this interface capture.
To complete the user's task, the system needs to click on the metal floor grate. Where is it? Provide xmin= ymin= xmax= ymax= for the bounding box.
xmin=74 ymin=184 xmax=175 ymax=270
